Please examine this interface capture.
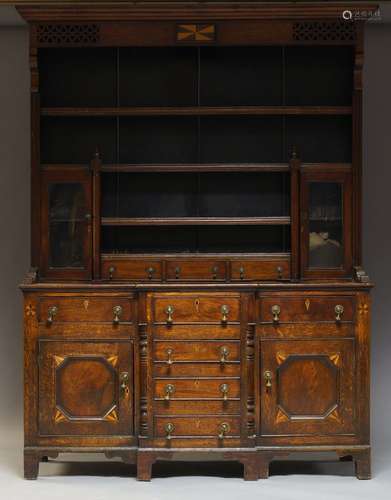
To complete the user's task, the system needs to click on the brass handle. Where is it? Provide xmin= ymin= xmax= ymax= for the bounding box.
xmin=271 ymin=304 xmax=281 ymax=324
xmin=166 ymin=348 xmax=174 ymax=366
xmin=239 ymin=266 xmax=245 ymax=280
xmin=218 ymin=422 xmax=230 ymax=439
xmin=85 ymin=213 xmax=92 ymax=221
xmin=165 ymin=305 xmax=174 ymax=325
xmin=113 ymin=305 xmax=123 ymax=324
xmin=175 ymin=266 xmax=181 ymax=279
xmin=220 ymin=383 xmax=229 ymax=401
xmin=212 ymin=265 xmax=219 ymax=280
xmin=120 ymin=372 xmax=129 ymax=396
xmin=221 ymin=305 xmax=229 ymax=324
xmin=147 ymin=267 xmax=155 ymax=280
xmin=165 ymin=422 xmax=175 ymax=440
xmin=335 ymin=304 xmax=344 ymax=322
xmin=108 ymin=266 xmax=116 ymax=280
xmin=47 ymin=306 xmax=58 ymax=325
xmin=264 ymin=370 xmax=272 ymax=389
xmin=277 ymin=266 xmax=283 ymax=279
xmin=220 ymin=346 xmax=229 ymax=364
xmin=164 ymin=384 xmax=175 ymax=401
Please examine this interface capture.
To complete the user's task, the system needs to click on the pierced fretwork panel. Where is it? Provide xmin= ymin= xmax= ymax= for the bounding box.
xmin=37 ymin=24 xmax=100 ymax=45
xmin=293 ymin=21 xmax=356 ymax=42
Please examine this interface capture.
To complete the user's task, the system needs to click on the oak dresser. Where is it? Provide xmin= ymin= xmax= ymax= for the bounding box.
xmin=18 ymin=1 xmax=376 ymax=481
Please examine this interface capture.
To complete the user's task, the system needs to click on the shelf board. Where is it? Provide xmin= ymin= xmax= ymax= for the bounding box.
xmin=101 ymin=217 xmax=291 ymax=227
xmin=101 ymin=163 xmax=290 ymax=173
xmin=101 ymin=252 xmax=291 ymax=259
xmin=41 ymin=106 xmax=353 ymax=117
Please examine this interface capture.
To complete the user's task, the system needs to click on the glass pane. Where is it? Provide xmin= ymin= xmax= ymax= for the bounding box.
xmin=48 ymin=183 xmax=86 ymax=268
xmin=309 ymin=182 xmax=343 ymax=268
xmin=49 ymin=222 xmax=84 ymax=268
xmin=49 ymin=183 xmax=86 ymax=221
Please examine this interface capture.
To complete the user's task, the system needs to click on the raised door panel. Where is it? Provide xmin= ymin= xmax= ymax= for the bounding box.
xmin=260 ymin=339 xmax=355 ymax=436
xmin=38 ymin=341 xmax=133 ymax=436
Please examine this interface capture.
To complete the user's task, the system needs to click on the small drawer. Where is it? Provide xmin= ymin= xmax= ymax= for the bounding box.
xmin=166 ymin=260 xmax=226 ymax=281
xmin=259 ymin=295 xmax=355 ymax=324
xmin=153 ymin=295 xmax=240 ymax=324
xmin=231 ymin=259 xmax=290 ymax=281
xmin=154 ymin=324 xmax=241 ymax=340
xmin=38 ymin=296 xmax=134 ymax=324
xmin=154 ymin=400 xmax=241 ymax=415
xmin=154 ymin=378 xmax=240 ymax=400
xmin=154 ymin=341 xmax=240 ymax=363
xmin=101 ymin=259 xmax=162 ymax=281
xmin=154 ymin=416 xmax=241 ymax=438
xmin=154 ymin=362 xmax=240 ymax=378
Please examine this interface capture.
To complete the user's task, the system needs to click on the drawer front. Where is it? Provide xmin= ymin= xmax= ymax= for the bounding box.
xmin=260 ymin=296 xmax=355 ymax=323
xmin=166 ymin=261 xmax=226 ymax=281
xmin=38 ymin=296 xmax=134 ymax=324
xmin=154 ymin=362 xmax=240 ymax=378
xmin=258 ymin=323 xmax=354 ymax=339
xmin=154 ymin=341 xmax=240 ymax=363
xmin=101 ymin=260 xmax=162 ymax=281
xmin=154 ymin=378 xmax=240 ymax=400
xmin=153 ymin=295 xmax=240 ymax=324
xmin=231 ymin=259 xmax=290 ymax=281
xmin=154 ymin=400 xmax=241 ymax=415
xmin=153 ymin=324 xmax=241 ymax=340
xmin=154 ymin=416 xmax=241 ymax=438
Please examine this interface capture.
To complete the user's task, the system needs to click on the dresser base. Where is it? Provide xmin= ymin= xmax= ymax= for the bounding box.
xmin=24 ymin=445 xmax=371 ymax=480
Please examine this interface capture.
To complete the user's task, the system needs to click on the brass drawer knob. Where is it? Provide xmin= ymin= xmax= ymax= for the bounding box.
xmin=218 ymin=422 xmax=230 ymax=439
xmin=108 ymin=266 xmax=116 ymax=280
xmin=212 ymin=265 xmax=219 ymax=280
xmin=264 ymin=370 xmax=273 ymax=389
xmin=220 ymin=346 xmax=229 ymax=364
xmin=239 ymin=266 xmax=245 ymax=280
xmin=113 ymin=305 xmax=123 ymax=324
xmin=165 ymin=305 xmax=174 ymax=325
xmin=277 ymin=266 xmax=283 ymax=279
xmin=47 ymin=306 xmax=58 ymax=325
xmin=164 ymin=384 xmax=175 ymax=401
xmin=220 ymin=383 xmax=229 ymax=401
xmin=335 ymin=304 xmax=344 ymax=322
xmin=271 ymin=304 xmax=281 ymax=323
xmin=221 ymin=305 xmax=229 ymax=324
xmin=175 ymin=266 xmax=181 ymax=279
xmin=120 ymin=372 xmax=129 ymax=396
xmin=147 ymin=267 xmax=155 ymax=280
xmin=165 ymin=422 xmax=175 ymax=440
xmin=166 ymin=348 xmax=174 ymax=366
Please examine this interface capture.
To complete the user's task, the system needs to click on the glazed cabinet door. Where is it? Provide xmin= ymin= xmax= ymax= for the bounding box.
xmin=38 ymin=341 xmax=133 ymax=436
xmin=260 ymin=339 xmax=355 ymax=436
xmin=300 ymin=168 xmax=352 ymax=279
xmin=41 ymin=169 xmax=92 ymax=279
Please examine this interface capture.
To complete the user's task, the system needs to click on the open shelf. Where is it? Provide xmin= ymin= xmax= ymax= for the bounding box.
xmin=101 ymin=225 xmax=291 ymax=254
xmin=101 ymin=217 xmax=291 ymax=226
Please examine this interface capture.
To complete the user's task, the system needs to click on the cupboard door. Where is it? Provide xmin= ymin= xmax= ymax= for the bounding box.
xmin=38 ymin=341 xmax=133 ymax=436
xmin=41 ymin=169 xmax=92 ymax=279
xmin=260 ymin=339 xmax=355 ymax=436
xmin=300 ymin=169 xmax=352 ymax=279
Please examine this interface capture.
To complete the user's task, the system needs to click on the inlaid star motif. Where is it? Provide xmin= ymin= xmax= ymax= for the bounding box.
xmin=177 ymin=24 xmax=216 ymax=42
xmin=25 ymin=304 xmax=36 ymax=317
xmin=359 ymin=303 xmax=369 ymax=315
